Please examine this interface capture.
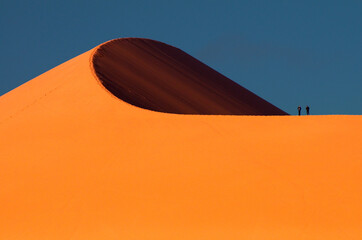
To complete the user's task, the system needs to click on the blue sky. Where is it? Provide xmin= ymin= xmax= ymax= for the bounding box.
xmin=1 ymin=0 xmax=361 ymax=114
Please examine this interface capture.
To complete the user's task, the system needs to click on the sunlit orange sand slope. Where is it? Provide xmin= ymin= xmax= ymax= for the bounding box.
xmin=0 ymin=38 xmax=361 ymax=240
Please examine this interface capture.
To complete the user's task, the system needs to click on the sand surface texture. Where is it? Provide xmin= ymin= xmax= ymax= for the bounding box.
xmin=0 ymin=38 xmax=361 ymax=239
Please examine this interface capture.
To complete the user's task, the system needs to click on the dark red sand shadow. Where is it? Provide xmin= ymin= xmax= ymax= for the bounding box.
xmin=93 ymin=38 xmax=288 ymax=115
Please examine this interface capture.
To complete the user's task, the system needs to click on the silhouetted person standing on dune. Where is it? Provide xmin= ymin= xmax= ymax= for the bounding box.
xmin=297 ymin=106 xmax=301 ymax=116
xmin=306 ymin=106 xmax=310 ymax=115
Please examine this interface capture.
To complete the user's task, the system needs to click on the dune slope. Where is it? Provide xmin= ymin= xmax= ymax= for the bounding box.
xmin=93 ymin=38 xmax=287 ymax=115
xmin=0 ymin=38 xmax=361 ymax=240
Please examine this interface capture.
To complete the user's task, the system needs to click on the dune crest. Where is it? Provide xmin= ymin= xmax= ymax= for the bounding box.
xmin=92 ymin=38 xmax=287 ymax=115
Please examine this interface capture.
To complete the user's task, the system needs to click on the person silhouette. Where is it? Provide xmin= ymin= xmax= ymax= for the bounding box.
xmin=306 ymin=106 xmax=310 ymax=115
xmin=297 ymin=106 xmax=301 ymax=116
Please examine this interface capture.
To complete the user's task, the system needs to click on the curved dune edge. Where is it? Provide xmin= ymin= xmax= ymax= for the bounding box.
xmin=91 ymin=38 xmax=288 ymax=115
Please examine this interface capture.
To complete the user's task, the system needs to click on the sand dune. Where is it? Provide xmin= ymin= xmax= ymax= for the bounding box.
xmin=0 ymin=38 xmax=361 ymax=240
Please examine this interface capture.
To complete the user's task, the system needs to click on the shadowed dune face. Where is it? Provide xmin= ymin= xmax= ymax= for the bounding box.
xmin=92 ymin=38 xmax=288 ymax=115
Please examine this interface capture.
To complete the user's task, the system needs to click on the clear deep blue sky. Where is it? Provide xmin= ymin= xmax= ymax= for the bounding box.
xmin=1 ymin=0 xmax=361 ymax=115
